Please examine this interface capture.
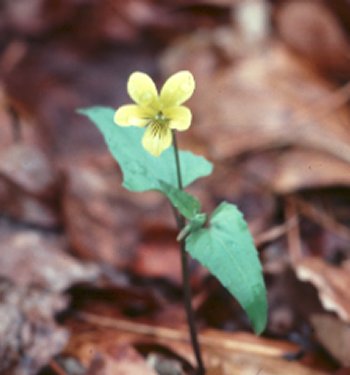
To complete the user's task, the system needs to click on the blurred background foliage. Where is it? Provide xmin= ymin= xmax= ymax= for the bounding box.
xmin=1 ymin=1 xmax=350 ymax=374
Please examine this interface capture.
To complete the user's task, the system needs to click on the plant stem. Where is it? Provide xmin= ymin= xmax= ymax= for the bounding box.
xmin=172 ymin=131 xmax=205 ymax=375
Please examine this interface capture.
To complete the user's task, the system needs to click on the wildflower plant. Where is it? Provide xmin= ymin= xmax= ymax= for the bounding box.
xmin=79 ymin=71 xmax=267 ymax=374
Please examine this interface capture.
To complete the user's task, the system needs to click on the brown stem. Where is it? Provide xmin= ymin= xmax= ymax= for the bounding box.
xmin=172 ymin=131 xmax=205 ymax=375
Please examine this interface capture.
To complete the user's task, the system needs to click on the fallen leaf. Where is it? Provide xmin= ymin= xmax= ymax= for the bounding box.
xmin=132 ymin=224 xmax=182 ymax=285
xmin=86 ymin=344 xmax=157 ymax=375
xmin=206 ymin=349 xmax=328 ymax=375
xmin=161 ymin=38 xmax=350 ymax=192
xmin=0 ymin=87 xmax=18 ymax=151
xmin=243 ymin=148 xmax=350 ymax=193
xmin=0 ymin=225 xmax=98 ymax=292
xmin=0 ymin=143 xmax=60 ymax=227
xmin=62 ymin=156 xmax=140 ymax=267
xmin=0 ymin=279 xmax=68 ymax=375
xmin=1 ymin=0 xmax=74 ymax=36
xmin=62 ymin=155 xmax=172 ymax=268
xmin=311 ymin=314 xmax=350 ymax=367
xmin=69 ymin=312 xmax=325 ymax=375
xmin=295 ymin=257 xmax=350 ymax=323
xmin=0 ymin=143 xmax=56 ymax=198
xmin=276 ymin=1 xmax=350 ymax=76
xmin=0 ymin=85 xmax=46 ymax=152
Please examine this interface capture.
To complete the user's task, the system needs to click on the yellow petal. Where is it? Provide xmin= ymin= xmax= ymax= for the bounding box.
xmin=142 ymin=123 xmax=172 ymax=157
xmin=163 ymin=106 xmax=192 ymax=131
xmin=127 ymin=72 xmax=158 ymax=107
xmin=160 ymin=71 xmax=195 ymax=107
xmin=114 ymin=104 xmax=151 ymax=127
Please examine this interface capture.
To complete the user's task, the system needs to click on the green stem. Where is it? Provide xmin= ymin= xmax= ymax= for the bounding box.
xmin=172 ymin=131 xmax=205 ymax=375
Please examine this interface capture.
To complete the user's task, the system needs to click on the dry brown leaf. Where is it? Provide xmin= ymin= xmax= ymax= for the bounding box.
xmin=65 ymin=325 xmax=139 ymax=368
xmin=86 ymin=344 xmax=157 ymax=375
xmin=0 ymin=142 xmax=60 ymax=227
xmin=276 ymin=1 xmax=350 ymax=76
xmin=0 ymin=87 xmax=17 ymax=150
xmin=199 ymin=43 xmax=350 ymax=161
xmin=0 ymin=227 xmax=98 ymax=292
xmin=162 ymin=38 xmax=350 ymax=191
xmin=274 ymin=148 xmax=350 ymax=192
xmin=1 ymin=0 xmax=73 ymax=36
xmin=0 ymin=143 xmax=56 ymax=197
xmin=311 ymin=314 xmax=350 ymax=367
xmin=62 ymin=156 xmax=140 ymax=267
xmin=70 ymin=313 xmax=325 ymax=375
xmin=206 ymin=349 xmax=327 ymax=375
xmin=203 ymin=164 xmax=276 ymax=234
xmin=244 ymin=148 xmax=350 ymax=193
xmin=201 ymin=329 xmax=298 ymax=357
xmin=131 ymin=224 xmax=182 ymax=285
xmin=0 ymin=85 xmax=46 ymax=152
xmin=62 ymin=155 xmax=173 ymax=268
xmin=0 ymin=280 xmax=68 ymax=375
xmin=1 ymin=0 xmax=232 ymax=45
xmin=295 ymin=257 xmax=350 ymax=323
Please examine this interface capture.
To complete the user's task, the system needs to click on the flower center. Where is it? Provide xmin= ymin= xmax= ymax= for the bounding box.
xmin=145 ymin=111 xmax=170 ymax=139
xmin=154 ymin=111 xmax=168 ymax=124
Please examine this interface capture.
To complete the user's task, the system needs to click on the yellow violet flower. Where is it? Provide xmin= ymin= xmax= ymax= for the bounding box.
xmin=114 ymin=71 xmax=195 ymax=157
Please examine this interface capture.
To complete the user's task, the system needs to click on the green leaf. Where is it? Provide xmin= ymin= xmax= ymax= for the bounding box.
xmin=186 ymin=202 xmax=268 ymax=334
xmin=158 ymin=181 xmax=200 ymax=220
xmin=79 ymin=106 xmax=213 ymax=192
xmin=177 ymin=213 xmax=207 ymax=241
xmin=157 ymin=181 xmax=207 ymax=240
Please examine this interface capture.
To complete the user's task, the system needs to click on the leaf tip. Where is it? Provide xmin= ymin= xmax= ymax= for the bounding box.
xmin=76 ymin=107 xmax=89 ymax=116
xmin=251 ymin=295 xmax=268 ymax=335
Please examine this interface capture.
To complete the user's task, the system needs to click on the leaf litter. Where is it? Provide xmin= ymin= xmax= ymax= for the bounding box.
xmin=1 ymin=0 xmax=350 ymax=374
